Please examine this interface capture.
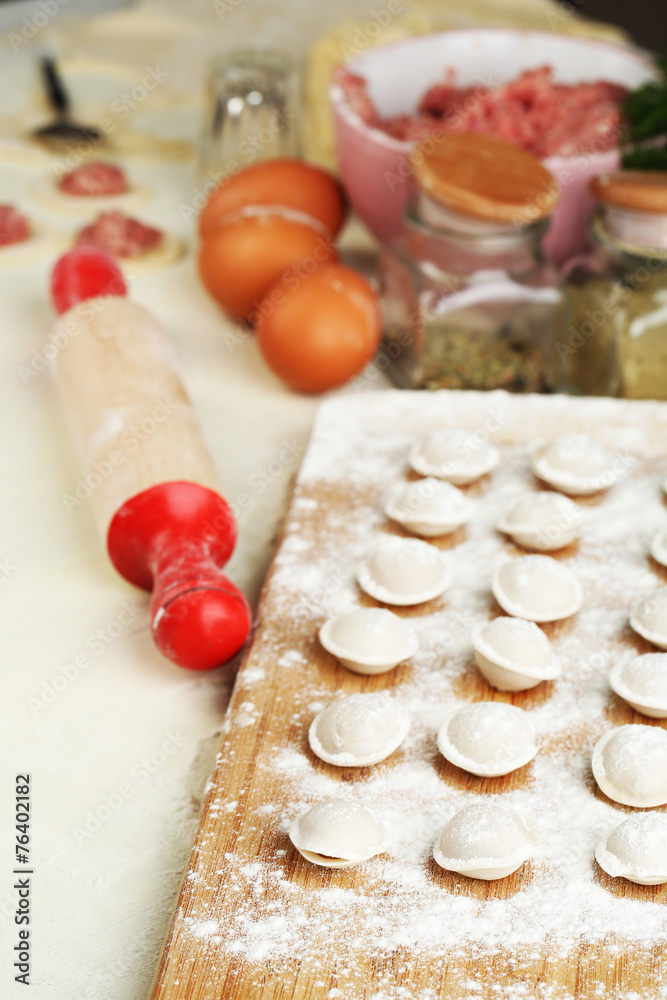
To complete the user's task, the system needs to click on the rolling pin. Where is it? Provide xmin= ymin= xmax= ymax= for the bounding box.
xmin=49 ymin=246 xmax=251 ymax=671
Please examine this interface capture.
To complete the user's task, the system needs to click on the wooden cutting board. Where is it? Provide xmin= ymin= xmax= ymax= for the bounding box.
xmin=149 ymin=389 xmax=667 ymax=1000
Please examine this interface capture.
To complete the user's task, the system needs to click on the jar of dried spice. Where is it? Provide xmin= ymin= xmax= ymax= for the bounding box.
xmin=562 ymin=172 xmax=667 ymax=400
xmin=379 ymin=133 xmax=565 ymax=393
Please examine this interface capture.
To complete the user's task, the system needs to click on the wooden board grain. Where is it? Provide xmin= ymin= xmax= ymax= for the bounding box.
xmin=150 ymin=390 xmax=667 ymax=1000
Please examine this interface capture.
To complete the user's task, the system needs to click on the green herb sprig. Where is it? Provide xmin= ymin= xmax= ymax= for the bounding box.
xmin=622 ymin=54 xmax=667 ymax=170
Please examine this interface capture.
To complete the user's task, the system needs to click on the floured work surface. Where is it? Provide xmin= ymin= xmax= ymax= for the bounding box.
xmin=151 ymin=390 xmax=667 ymax=1000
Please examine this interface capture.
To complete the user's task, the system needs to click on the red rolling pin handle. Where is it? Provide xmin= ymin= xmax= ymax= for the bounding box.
xmin=107 ymin=482 xmax=250 ymax=671
xmin=52 ymin=249 xmax=251 ymax=671
xmin=51 ymin=244 xmax=128 ymax=313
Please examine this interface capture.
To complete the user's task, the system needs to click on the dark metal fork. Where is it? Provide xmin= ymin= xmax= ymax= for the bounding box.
xmin=33 ymin=55 xmax=103 ymax=147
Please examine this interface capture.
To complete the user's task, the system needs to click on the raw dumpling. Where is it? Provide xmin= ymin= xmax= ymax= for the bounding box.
xmin=531 ymin=434 xmax=620 ymax=495
xmin=409 ymin=430 xmax=499 ymax=485
xmin=596 ymin=812 xmax=667 ymax=885
xmin=309 ymin=693 xmax=410 ymax=766
xmin=492 ymin=555 xmax=583 ymax=622
xmin=385 ymin=478 xmax=473 ymax=537
xmin=358 ymin=536 xmax=449 ymax=606
xmin=437 ymin=702 xmax=537 ymax=777
xmin=497 ymin=493 xmax=582 ymax=551
xmin=592 ymin=725 xmax=667 ymax=808
xmin=319 ymin=607 xmax=418 ymax=674
xmin=609 ymin=654 xmax=667 ymax=719
xmin=289 ymin=798 xmax=390 ymax=868
xmin=433 ymin=802 xmax=537 ymax=880
xmin=473 ymin=617 xmax=560 ymax=692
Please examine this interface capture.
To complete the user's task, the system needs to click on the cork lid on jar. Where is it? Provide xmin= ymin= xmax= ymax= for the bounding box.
xmin=590 ymin=171 xmax=667 ymax=213
xmin=409 ymin=133 xmax=560 ymax=225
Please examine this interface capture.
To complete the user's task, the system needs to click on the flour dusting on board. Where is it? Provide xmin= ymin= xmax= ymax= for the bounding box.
xmin=177 ymin=391 xmax=667 ymax=999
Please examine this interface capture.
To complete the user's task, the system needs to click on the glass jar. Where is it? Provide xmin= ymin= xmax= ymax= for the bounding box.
xmin=380 ymin=191 xmax=565 ymax=392
xmin=563 ymin=194 xmax=667 ymax=400
xmin=196 ymin=50 xmax=300 ymax=186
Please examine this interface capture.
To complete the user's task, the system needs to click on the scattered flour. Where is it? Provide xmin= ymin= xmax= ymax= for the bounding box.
xmin=178 ymin=391 xmax=667 ymax=997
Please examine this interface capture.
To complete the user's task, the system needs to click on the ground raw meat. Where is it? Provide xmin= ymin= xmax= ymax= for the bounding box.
xmin=75 ymin=212 xmax=163 ymax=258
xmin=335 ymin=65 xmax=627 ymax=158
xmin=58 ymin=162 xmax=128 ymax=196
xmin=0 ymin=205 xmax=30 ymax=245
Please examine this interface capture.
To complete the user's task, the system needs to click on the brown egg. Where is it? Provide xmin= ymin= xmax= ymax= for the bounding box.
xmin=197 ymin=213 xmax=337 ymax=322
xmin=256 ymin=263 xmax=381 ymax=393
xmin=198 ymin=159 xmax=346 ymax=240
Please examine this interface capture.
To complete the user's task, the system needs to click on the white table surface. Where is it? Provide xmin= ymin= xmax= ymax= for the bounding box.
xmin=0 ymin=0 xmax=583 ymax=993
xmin=0 ymin=3 xmax=394 ymax=996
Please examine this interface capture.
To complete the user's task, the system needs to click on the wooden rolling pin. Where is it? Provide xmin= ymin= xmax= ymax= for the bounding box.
xmin=49 ymin=247 xmax=251 ymax=670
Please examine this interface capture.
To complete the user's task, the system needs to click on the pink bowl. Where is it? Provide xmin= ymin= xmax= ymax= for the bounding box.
xmin=330 ymin=30 xmax=654 ymax=264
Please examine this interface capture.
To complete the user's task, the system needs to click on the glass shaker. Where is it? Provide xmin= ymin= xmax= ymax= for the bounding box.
xmin=562 ymin=171 xmax=667 ymax=400
xmin=379 ymin=133 xmax=565 ymax=393
xmin=196 ymin=50 xmax=300 ymax=187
